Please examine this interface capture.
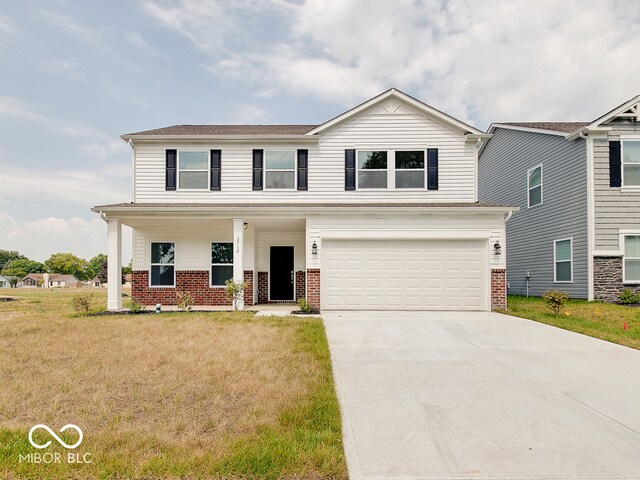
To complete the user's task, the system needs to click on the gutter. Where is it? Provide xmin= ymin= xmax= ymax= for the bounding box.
xmin=120 ymin=134 xmax=319 ymax=143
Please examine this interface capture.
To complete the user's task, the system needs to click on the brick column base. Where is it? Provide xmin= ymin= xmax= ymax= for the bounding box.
xmin=257 ymin=271 xmax=268 ymax=303
xmin=243 ymin=270 xmax=254 ymax=306
xmin=594 ymin=256 xmax=639 ymax=302
xmin=306 ymin=269 xmax=320 ymax=310
xmin=491 ymin=269 xmax=507 ymax=310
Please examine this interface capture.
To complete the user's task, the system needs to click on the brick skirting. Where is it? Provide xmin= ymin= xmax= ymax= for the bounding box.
xmin=257 ymin=271 xmax=268 ymax=303
xmin=594 ymin=256 xmax=640 ymax=302
xmin=243 ymin=270 xmax=254 ymax=306
xmin=306 ymin=268 xmax=320 ymax=309
xmin=132 ymin=270 xmax=233 ymax=306
xmin=491 ymin=269 xmax=507 ymax=311
xmin=295 ymin=270 xmax=306 ymax=301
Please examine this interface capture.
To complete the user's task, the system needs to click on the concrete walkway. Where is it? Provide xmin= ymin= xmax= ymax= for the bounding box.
xmin=323 ymin=311 xmax=640 ymax=480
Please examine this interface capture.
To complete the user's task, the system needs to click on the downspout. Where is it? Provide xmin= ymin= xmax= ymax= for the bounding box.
xmin=580 ymin=130 xmax=595 ymax=301
xmin=128 ymin=139 xmax=135 ymax=202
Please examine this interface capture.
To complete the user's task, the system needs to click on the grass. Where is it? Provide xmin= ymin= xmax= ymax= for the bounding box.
xmin=506 ymin=295 xmax=640 ymax=350
xmin=0 ymin=288 xmax=346 ymax=479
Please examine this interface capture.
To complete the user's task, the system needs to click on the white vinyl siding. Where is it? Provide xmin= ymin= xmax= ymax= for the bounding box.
xmin=527 ymin=165 xmax=543 ymax=208
xmin=623 ymin=235 xmax=640 ymax=283
xmin=554 ymin=238 xmax=573 ymax=283
xmin=133 ymin=100 xmax=477 ymax=203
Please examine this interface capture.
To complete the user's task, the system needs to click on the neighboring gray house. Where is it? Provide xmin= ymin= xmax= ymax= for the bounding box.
xmin=0 ymin=275 xmax=10 ymax=287
xmin=479 ymin=96 xmax=640 ymax=302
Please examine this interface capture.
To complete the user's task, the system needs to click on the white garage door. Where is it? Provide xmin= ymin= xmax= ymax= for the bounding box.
xmin=321 ymin=239 xmax=488 ymax=311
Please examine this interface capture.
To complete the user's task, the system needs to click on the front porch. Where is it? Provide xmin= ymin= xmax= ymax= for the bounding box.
xmin=101 ymin=213 xmax=312 ymax=311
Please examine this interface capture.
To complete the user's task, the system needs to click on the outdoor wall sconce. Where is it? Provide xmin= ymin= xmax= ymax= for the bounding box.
xmin=311 ymin=241 xmax=318 ymax=255
xmin=493 ymin=240 xmax=501 ymax=255
xmin=243 ymin=222 xmax=248 ymax=229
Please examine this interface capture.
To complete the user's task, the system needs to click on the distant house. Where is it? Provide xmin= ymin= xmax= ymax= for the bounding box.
xmin=22 ymin=273 xmax=82 ymax=288
xmin=0 ymin=275 xmax=10 ymax=287
xmin=90 ymin=277 xmax=103 ymax=287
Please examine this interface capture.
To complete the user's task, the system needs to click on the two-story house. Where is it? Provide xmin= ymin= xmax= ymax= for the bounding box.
xmin=93 ymin=89 xmax=515 ymax=311
xmin=478 ymin=95 xmax=640 ymax=302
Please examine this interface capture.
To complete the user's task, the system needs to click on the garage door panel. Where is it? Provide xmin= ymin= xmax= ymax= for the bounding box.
xmin=322 ymin=239 xmax=487 ymax=311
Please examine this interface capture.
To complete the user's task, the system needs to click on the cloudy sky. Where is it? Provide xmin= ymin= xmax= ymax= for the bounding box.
xmin=1 ymin=0 xmax=639 ymax=262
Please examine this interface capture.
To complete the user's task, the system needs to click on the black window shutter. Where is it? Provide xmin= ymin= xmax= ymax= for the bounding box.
xmin=165 ymin=149 xmax=177 ymax=191
xmin=345 ymin=149 xmax=356 ymax=190
xmin=210 ymin=149 xmax=221 ymax=191
xmin=297 ymin=149 xmax=308 ymax=191
xmin=609 ymin=141 xmax=622 ymax=188
xmin=252 ymin=149 xmax=263 ymax=190
xmin=427 ymin=148 xmax=439 ymax=190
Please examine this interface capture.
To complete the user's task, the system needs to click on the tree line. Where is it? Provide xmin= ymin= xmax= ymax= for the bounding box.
xmin=0 ymin=250 xmax=132 ymax=287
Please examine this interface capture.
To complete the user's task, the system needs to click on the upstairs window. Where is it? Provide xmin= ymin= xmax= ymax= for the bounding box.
xmin=150 ymin=242 xmax=175 ymax=286
xmin=395 ymin=151 xmax=425 ymax=188
xmin=623 ymin=141 xmax=640 ymax=186
xmin=528 ymin=165 xmax=543 ymax=207
xmin=357 ymin=151 xmax=388 ymax=188
xmin=211 ymin=242 xmax=234 ymax=286
xmin=265 ymin=150 xmax=295 ymax=189
xmin=178 ymin=151 xmax=209 ymax=189
xmin=624 ymin=235 xmax=640 ymax=283
xmin=554 ymin=238 xmax=572 ymax=283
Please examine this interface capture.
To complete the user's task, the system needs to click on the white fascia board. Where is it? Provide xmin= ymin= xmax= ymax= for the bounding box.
xmin=490 ymin=123 xmax=569 ymax=137
xmin=586 ymin=95 xmax=640 ymax=129
xmin=566 ymin=126 xmax=611 ymax=141
xmin=120 ymin=134 xmax=319 ymax=144
xmin=306 ymin=88 xmax=484 ymax=136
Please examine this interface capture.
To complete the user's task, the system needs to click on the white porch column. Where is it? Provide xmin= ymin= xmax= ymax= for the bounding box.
xmin=232 ymin=218 xmax=245 ymax=310
xmin=107 ymin=219 xmax=122 ymax=310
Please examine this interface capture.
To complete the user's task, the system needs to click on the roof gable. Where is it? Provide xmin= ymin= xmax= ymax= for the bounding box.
xmin=587 ymin=95 xmax=640 ymax=128
xmin=306 ymin=88 xmax=485 ymax=136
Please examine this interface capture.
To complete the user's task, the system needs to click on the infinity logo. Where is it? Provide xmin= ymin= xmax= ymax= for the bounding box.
xmin=28 ymin=424 xmax=83 ymax=449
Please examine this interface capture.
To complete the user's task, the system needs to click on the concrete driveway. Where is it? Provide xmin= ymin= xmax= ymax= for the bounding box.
xmin=323 ymin=311 xmax=640 ymax=480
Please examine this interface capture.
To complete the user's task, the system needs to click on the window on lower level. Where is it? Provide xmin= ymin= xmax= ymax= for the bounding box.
xmin=178 ymin=151 xmax=209 ymax=189
xmin=528 ymin=165 xmax=543 ymax=207
xmin=623 ymin=141 xmax=640 ymax=186
xmin=211 ymin=242 xmax=234 ymax=286
xmin=554 ymin=238 xmax=572 ymax=283
xmin=357 ymin=151 xmax=387 ymax=188
xmin=624 ymin=235 xmax=640 ymax=282
xmin=265 ymin=150 xmax=295 ymax=189
xmin=150 ymin=242 xmax=175 ymax=286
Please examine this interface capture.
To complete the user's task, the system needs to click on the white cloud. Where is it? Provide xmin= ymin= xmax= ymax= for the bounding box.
xmin=0 ymin=211 xmax=132 ymax=263
xmin=41 ymin=57 xmax=88 ymax=83
xmin=125 ymin=31 xmax=167 ymax=58
xmin=144 ymin=0 xmax=640 ymax=127
xmin=230 ymin=103 xmax=268 ymax=123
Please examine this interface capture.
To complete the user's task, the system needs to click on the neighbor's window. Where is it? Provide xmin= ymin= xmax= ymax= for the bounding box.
xmin=623 ymin=141 xmax=640 ymax=187
xmin=265 ymin=150 xmax=295 ymax=189
xmin=554 ymin=238 xmax=572 ymax=283
xmin=358 ymin=151 xmax=387 ymax=188
xmin=624 ymin=235 xmax=640 ymax=282
xmin=211 ymin=242 xmax=233 ymax=286
xmin=150 ymin=242 xmax=175 ymax=286
xmin=178 ymin=151 xmax=208 ymax=189
xmin=395 ymin=151 xmax=425 ymax=188
xmin=528 ymin=165 xmax=543 ymax=207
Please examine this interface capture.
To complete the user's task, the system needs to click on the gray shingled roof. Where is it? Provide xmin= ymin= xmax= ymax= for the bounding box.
xmin=501 ymin=122 xmax=589 ymax=133
xmin=125 ymin=125 xmax=318 ymax=136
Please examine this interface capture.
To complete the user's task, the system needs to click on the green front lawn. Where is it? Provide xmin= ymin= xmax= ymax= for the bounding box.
xmin=506 ymin=295 xmax=640 ymax=350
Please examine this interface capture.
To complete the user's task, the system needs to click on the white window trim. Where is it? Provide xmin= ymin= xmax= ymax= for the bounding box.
xmin=621 ymin=137 xmax=640 ymax=188
xmin=149 ymin=241 xmax=176 ymax=288
xmin=527 ymin=164 xmax=543 ymax=208
xmin=264 ymin=149 xmax=296 ymax=191
xmin=621 ymin=232 xmax=640 ymax=284
xmin=177 ymin=150 xmax=209 ymax=191
xmin=210 ymin=241 xmax=234 ymax=287
xmin=553 ymin=237 xmax=573 ymax=283
xmin=355 ymin=149 xmax=427 ymax=190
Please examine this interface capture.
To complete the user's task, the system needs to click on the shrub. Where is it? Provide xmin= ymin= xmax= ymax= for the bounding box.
xmin=618 ymin=288 xmax=640 ymax=305
xmin=225 ymin=279 xmax=247 ymax=310
xmin=542 ymin=290 xmax=569 ymax=317
xmin=298 ymin=297 xmax=314 ymax=314
xmin=71 ymin=292 xmax=94 ymax=316
xmin=176 ymin=291 xmax=193 ymax=312
xmin=130 ymin=300 xmax=146 ymax=314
